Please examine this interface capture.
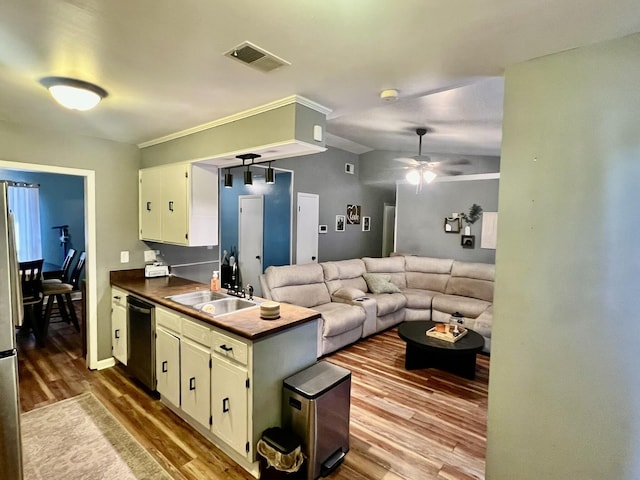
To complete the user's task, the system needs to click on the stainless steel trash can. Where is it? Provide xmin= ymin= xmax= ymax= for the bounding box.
xmin=282 ymin=361 xmax=351 ymax=480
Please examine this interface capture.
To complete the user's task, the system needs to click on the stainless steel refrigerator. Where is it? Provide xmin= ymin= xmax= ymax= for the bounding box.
xmin=0 ymin=181 xmax=24 ymax=479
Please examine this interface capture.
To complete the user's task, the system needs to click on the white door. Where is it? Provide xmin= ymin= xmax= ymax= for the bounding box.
xmin=382 ymin=203 xmax=396 ymax=257
xmin=238 ymin=195 xmax=263 ymax=296
xmin=296 ymin=193 xmax=319 ymax=264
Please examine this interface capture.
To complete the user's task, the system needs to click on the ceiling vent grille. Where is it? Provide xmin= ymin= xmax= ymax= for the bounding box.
xmin=224 ymin=41 xmax=290 ymax=73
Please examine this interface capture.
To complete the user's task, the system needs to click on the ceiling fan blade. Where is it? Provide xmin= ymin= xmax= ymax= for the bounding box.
xmin=394 ymin=157 xmax=419 ymax=166
xmin=441 ymin=158 xmax=471 ymax=166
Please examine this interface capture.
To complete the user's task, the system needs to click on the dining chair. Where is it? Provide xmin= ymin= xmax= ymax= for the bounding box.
xmin=18 ymin=259 xmax=45 ymax=344
xmin=43 ymin=248 xmax=77 ymax=285
xmin=42 ymin=251 xmax=86 ymax=336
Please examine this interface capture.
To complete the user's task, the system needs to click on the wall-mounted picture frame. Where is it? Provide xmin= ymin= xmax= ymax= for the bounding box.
xmin=461 ymin=235 xmax=475 ymax=249
xmin=335 ymin=215 xmax=345 ymax=232
xmin=318 ymin=224 xmax=328 ymax=234
xmin=347 ymin=204 xmax=361 ymax=224
xmin=362 ymin=216 xmax=370 ymax=232
xmin=444 ymin=217 xmax=461 ymax=233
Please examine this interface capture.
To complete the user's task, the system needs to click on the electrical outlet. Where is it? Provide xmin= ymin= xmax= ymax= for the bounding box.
xmin=120 ymin=251 xmax=129 ymax=263
xmin=144 ymin=250 xmax=156 ymax=262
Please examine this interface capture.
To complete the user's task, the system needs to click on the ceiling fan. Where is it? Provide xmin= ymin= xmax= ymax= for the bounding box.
xmin=394 ymin=128 xmax=468 ymax=191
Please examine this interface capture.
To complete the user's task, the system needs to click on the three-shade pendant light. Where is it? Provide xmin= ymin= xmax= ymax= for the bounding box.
xmin=224 ymin=153 xmax=277 ymax=188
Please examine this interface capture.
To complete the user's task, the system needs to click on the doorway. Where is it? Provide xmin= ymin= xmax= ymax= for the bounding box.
xmin=295 ymin=193 xmax=319 ymax=264
xmin=238 ymin=195 xmax=263 ymax=296
xmin=382 ymin=203 xmax=396 ymax=257
xmin=0 ymin=160 xmax=97 ymax=368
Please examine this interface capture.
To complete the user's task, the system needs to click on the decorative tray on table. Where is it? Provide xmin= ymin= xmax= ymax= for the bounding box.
xmin=426 ymin=323 xmax=468 ymax=343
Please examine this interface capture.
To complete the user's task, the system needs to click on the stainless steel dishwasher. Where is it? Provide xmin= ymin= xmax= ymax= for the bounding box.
xmin=127 ymin=295 xmax=156 ymax=391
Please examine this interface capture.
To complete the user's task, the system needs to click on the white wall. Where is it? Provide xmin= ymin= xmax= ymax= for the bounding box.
xmin=487 ymin=33 xmax=640 ymax=479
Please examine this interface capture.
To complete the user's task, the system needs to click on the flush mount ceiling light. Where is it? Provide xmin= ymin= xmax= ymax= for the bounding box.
xmin=39 ymin=76 xmax=108 ymax=111
xmin=380 ymin=89 xmax=399 ymax=102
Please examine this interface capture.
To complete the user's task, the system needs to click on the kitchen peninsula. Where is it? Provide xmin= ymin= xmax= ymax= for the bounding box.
xmin=110 ymin=269 xmax=320 ymax=477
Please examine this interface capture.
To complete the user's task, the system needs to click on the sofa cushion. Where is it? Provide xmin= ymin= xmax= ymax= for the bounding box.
xmin=321 ymin=259 xmax=368 ymax=294
xmin=333 ymin=287 xmax=366 ymax=301
xmin=401 ymin=288 xmax=439 ymax=310
xmin=362 ymin=256 xmax=407 ymax=288
xmin=432 ymin=293 xmax=491 ymax=319
xmin=363 ymin=273 xmax=401 ymax=294
xmin=445 ymin=261 xmax=495 ymax=302
xmin=264 ymin=264 xmax=331 ymax=308
xmin=313 ymin=302 xmax=366 ymax=337
xmin=404 ymin=256 xmax=453 ymax=292
xmin=369 ymin=292 xmax=406 ymax=316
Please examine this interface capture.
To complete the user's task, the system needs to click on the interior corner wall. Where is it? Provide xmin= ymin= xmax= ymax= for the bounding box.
xmin=276 ymin=147 xmax=395 ymax=261
xmin=487 ymin=33 xmax=640 ymax=480
xmin=395 ymin=179 xmax=498 ymax=263
xmin=0 ymin=121 xmax=144 ymax=362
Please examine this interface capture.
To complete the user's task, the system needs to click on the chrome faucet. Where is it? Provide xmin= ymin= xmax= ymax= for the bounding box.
xmin=246 ymin=284 xmax=254 ymax=301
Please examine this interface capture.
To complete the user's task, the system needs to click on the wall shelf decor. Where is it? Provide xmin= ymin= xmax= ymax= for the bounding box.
xmin=444 ymin=217 xmax=461 ymax=233
xmin=461 ymin=235 xmax=475 ymax=248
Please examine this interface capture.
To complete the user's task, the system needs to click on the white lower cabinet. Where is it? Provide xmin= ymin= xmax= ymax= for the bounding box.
xmin=111 ymin=288 xmax=127 ymax=365
xmin=180 ymin=338 xmax=211 ymax=429
xmin=211 ymin=355 xmax=249 ymax=456
xmin=155 ymin=327 xmax=180 ymax=407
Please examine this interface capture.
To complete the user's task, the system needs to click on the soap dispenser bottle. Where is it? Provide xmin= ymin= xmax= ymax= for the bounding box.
xmin=210 ymin=270 xmax=220 ymax=291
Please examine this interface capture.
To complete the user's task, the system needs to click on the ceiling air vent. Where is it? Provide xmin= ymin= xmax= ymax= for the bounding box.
xmin=224 ymin=41 xmax=290 ymax=73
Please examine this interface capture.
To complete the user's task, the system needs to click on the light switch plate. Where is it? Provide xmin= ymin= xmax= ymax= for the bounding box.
xmin=144 ymin=250 xmax=156 ymax=262
xmin=313 ymin=125 xmax=323 ymax=142
xmin=120 ymin=251 xmax=129 ymax=263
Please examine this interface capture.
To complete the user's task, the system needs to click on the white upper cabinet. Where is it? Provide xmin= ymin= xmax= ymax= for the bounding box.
xmin=139 ymin=162 xmax=218 ymax=246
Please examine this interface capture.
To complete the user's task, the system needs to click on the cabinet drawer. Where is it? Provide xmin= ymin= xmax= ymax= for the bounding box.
xmin=211 ymin=331 xmax=248 ymax=366
xmin=182 ymin=318 xmax=211 ymax=346
xmin=111 ymin=288 xmax=127 ymax=308
xmin=156 ymin=307 xmax=182 ymax=334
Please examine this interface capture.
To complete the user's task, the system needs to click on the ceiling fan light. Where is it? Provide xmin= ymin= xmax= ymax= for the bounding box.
xmin=423 ymin=170 xmax=437 ymax=184
xmin=40 ymin=77 xmax=108 ymax=111
xmin=406 ymin=169 xmax=421 ymax=185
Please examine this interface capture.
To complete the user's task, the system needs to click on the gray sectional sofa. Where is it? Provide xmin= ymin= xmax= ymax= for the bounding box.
xmin=259 ymin=255 xmax=494 ymax=357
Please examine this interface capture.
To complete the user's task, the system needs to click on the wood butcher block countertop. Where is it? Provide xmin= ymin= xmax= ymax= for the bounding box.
xmin=110 ymin=269 xmax=320 ymax=341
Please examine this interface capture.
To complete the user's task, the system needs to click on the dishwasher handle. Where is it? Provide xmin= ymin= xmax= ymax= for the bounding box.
xmin=128 ymin=303 xmax=152 ymax=315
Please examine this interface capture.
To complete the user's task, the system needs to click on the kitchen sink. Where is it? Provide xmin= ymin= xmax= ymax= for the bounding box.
xmin=195 ymin=298 xmax=259 ymax=317
xmin=165 ymin=290 xmax=227 ymax=306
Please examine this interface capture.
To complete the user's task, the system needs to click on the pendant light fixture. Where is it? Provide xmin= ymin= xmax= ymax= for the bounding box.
xmin=265 ymin=162 xmax=275 ymax=184
xmin=39 ymin=76 xmax=108 ymax=111
xmin=236 ymin=153 xmax=261 ymax=186
xmin=224 ymin=168 xmax=233 ymax=188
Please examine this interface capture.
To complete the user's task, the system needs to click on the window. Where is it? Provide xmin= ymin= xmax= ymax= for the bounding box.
xmin=7 ymin=183 xmax=43 ymax=262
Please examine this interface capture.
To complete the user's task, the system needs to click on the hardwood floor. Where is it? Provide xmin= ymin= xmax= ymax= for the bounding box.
xmin=17 ymin=308 xmax=488 ymax=480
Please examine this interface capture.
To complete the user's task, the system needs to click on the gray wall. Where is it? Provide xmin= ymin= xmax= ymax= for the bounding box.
xmin=396 ymin=178 xmax=499 ymax=263
xmin=0 ymin=121 xmax=145 ymax=361
xmin=277 ymin=147 xmax=396 ymax=261
xmin=486 ymin=33 xmax=640 ymax=479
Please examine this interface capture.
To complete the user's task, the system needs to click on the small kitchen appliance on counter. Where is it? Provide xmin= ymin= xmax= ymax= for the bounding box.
xmin=144 ymin=264 xmax=170 ymax=278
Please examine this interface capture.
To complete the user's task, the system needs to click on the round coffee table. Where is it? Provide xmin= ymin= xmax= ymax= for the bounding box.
xmin=398 ymin=321 xmax=485 ymax=379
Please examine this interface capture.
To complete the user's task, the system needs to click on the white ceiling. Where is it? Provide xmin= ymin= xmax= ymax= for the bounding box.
xmin=1 ymin=1 xmax=639 ymax=158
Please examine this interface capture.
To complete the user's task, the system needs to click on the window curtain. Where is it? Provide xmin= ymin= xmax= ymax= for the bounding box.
xmin=7 ymin=183 xmax=43 ymax=262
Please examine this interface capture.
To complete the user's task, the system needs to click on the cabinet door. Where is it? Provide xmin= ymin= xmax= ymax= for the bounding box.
xmin=180 ymin=338 xmax=211 ymax=428
xmin=111 ymin=302 xmax=127 ymax=365
xmin=156 ymin=327 xmax=180 ymax=407
xmin=139 ymin=168 xmax=163 ymax=241
xmin=161 ymin=163 xmax=189 ymax=245
xmin=211 ymin=356 xmax=248 ymax=456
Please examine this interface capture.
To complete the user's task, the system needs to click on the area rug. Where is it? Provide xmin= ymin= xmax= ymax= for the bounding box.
xmin=21 ymin=392 xmax=172 ymax=480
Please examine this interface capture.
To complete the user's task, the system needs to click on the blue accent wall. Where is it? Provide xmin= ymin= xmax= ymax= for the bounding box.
xmin=0 ymin=169 xmax=85 ymax=267
xmin=220 ymin=170 xmax=291 ymax=271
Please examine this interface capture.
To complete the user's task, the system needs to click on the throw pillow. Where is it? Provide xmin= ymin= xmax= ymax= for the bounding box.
xmin=333 ymin=287 xmax=367 ymax=301
xmin=362 ymin=273 xmax=401 ymax=294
